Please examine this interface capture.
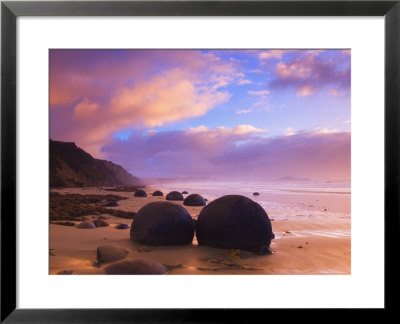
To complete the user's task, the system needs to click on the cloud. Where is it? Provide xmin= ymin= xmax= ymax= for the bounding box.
xmin=248 ymin=90 xmax=270 ymax=96
xmin=50 ymin=50 xmax=241 ymax=156
xmin=237 ymin=79 xmax=252 ymax=85
xmin=259 ymin=50 xmax=288 ymax=60
xmin=101 ymin=129 xmax=350 ymax=181
xmin=270 ymin=50 xmax=350 ymax=97
xmin=236 ymin=109 xmax=252 ymax=114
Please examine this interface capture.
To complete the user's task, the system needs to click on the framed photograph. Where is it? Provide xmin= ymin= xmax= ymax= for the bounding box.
xmin=1 ymin=0 xmax=398 ymax=321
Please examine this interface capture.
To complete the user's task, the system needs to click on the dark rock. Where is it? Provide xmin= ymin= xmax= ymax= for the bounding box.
xmin=96 ymin=215 xmax=109 ymax=220
xmin=183 ymin=194 xmax=206 ymax=206
xmin=97 ymin=244 xmax=129 ymax=263
xmin=134 ymin=189 xmax=147 ymax=197
xmin=105 ymin=258 xmax=168 ymax=275
xmin=88 ymin=198 xmax=102 ymax=203
xmin=115 ymin=223 xmax=130 ymax=229
xmin=130 ymin=201 xmax=194 ymax=245
xmin=152 ymin=191 xmax=164 ymax=196
xmin=182 ymin=191 xmax=188 ymax=194
xmin=196 ymin=195 xmax=274 ymax=252
xmin=165 ymin=191 xmax=183 ymax=201
xmin=76 ymin=220 xmax=96 ymax=229
xmin=258 ymin=246 xmax=273 ymax=255
xmin=57 ymin=270 xmax=74 ymax=275
xmin=253 ymin=192 xmax=260 ymax=196
xmin=103 ymin=201 xmax=118 ymax=207
xmin=93 ymin=219 xmax=109 ymax=227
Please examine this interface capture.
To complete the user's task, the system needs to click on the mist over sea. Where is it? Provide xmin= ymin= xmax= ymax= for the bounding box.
xmin=155 ymin=179 xmax=351 ymax=224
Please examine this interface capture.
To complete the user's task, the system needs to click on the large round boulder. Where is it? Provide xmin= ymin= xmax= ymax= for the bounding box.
xmin=130 ymin=201 xmax=194 ymax=245
xmin=134 ymin=189 xmax=147 ymax=197
xmin=152 ymin=191 xmax=163 ymax=197
xmin=104 ymin=259 xmax=168 ymax=275
xmin=165 ymin=191 xmax=183 ymax=201
xmin=196 ymin=195 xmax=274 ymax=252
xmin=183 ymin=194 xmax=206 ymax=207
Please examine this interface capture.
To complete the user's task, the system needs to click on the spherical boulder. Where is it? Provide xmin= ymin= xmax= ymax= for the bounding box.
xmin=104 ymin=258 xmax=168 ymax=275
xmin=183 ymin=194 xmax=206 ymax=207
xmin=76 ymin=220 xmax=96 ymax=229
xmin=152 ymin=191 xmax=164 ymax=197
xmin=97 ymin=244 xmax=129 ymax=263
xmin=134 ymin=189 xmax=147 ymax=197
xmin=196 ymin=195 xmax=274 ymax=252
xmin=165 ymin=191 xmax=183 ymax=201
xmin=130 ymin=201 xmax=194 ymax=245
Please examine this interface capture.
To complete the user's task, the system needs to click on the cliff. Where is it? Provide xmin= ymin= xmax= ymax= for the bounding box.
xmin=50 ymin=140 xmax=142 ymax=188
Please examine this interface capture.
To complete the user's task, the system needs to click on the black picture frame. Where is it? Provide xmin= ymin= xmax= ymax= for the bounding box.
xmin=1 ymin=0 xmax=399 ymax=322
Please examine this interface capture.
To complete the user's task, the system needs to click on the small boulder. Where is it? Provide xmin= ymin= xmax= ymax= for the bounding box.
xmin=183 ymin=194 xmax=206 ymax=206
xmin=88 ymin=198 xmax=101 ymax=204
xmin=182 ymin=191 xmax=189 ymax=194
xmin=115 ymin=223 xmax=130 ymax=229
xmin=152 ymin=191 xmax=164 ymax=197
xmin=130 ymin=201 xmax=194 ymax=245
xmin=93 ymin=219 xmax=109 ymax=227
xmin=57 ymin=270 xmax=74 ymax=275
xmin=104 ymin=259 xmax=168 ymax=275
xmin=196 ymin=195 xmax=274 ymax=252
xmin=253 ymin=192 xmax=260 ymax=196
xmin=103 ymin=201 xmax=118 ymax=207
xmin=97 ymin=244 xmax=129 ymax=263
xmin=76 ymin=220 xmax=96 ymax=229
xmin=166 ymin=191 xmax=183 ymax=201
xmin=134 ymin=189 xmax=147 ymax=197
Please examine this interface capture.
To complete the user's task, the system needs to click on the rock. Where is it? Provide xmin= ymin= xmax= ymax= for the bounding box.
xmin=253 ymin=192 xmax=260 ymax=196
xmin=130 ymin=201 xmax=194 ymax=245
xmin=152 ymin=190 xmax=163 ymax=196
xmin=93 ymin=219 xmax=109 ymax=227
xmin=115 ymin=223 xmax=130 ymax=229
xmin=97 ymin=244 xmax=129 ymax=263
xmin=103 ymin=201 xmax=118 ymax=207
xmin=183 ymin=193 xmax=206 ymax=206
xmin=105 ymin=259 xmax=168 ymax=275
xmin=196 ymin=195 xmax=274 ymax=252
xmin=258 ymin=246 xmax=273 ymax=255
xmin=57 ymin=270 xmax=74 ymax=275
xmin=96 ymin=215 xmax=109 ymax=220
xmin=165 ymin=191 xmax=183 ymax=201
xmin=182 ymin=191 xmax=188 ymax=194
xmin=134 ymin=189 xmax=147 ymax=197
xmin=88 ymin=198 xmax=101 ymax=203
xmin=76 ymin=220 xmax=96 ymax=229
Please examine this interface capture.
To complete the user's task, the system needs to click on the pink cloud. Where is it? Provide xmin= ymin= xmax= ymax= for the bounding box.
xmin=270 ymin=51 xmax=350 ymax=97
xmin=101 ymin=128 xmax=350 ymax=181
xmin=50 ymin=50 xmax=240 ymax=156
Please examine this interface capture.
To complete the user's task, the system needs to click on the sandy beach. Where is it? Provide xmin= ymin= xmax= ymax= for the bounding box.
xmin=50 ymin=186 xmax=351 ymax=275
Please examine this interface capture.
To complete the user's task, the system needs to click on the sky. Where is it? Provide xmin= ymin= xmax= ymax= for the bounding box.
xmin=50 ymin=49 xmax=351 ymax=181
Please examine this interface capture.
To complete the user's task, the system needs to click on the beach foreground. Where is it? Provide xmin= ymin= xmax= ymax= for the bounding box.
xmin=50 ymin=186 xmax=351 ymax=275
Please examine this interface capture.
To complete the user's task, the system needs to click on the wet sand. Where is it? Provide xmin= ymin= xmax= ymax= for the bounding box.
xmin=50 ymin=187 xmax=351 ymax=275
